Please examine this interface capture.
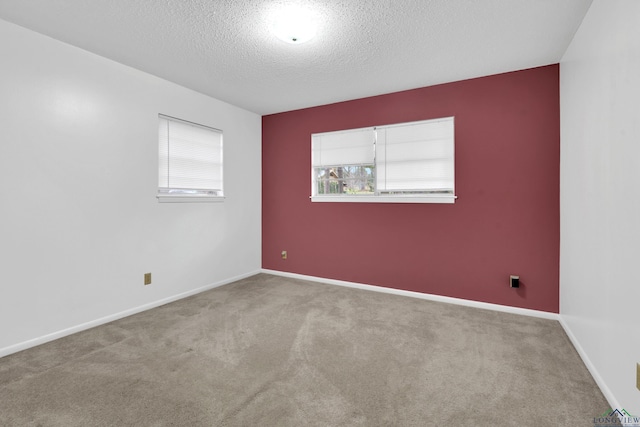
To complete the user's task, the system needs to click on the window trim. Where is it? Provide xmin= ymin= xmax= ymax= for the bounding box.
xmin=157 ymin=194 xmax=226 ymax=203
xmin=310 ymin=195 xmax=456 ymax=203
xmin=311 ymin=117 xmax=456 ymax=203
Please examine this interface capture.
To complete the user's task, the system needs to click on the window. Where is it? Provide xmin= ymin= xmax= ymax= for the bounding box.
xmin=311 ymin=117 xmax=455 ymax=203
xmin=157 ymin=114 xmax=223 ymax=202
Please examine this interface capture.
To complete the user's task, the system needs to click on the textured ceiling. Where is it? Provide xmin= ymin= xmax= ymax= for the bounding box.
xmin=0 ymin=0 xmax=592 ymax=115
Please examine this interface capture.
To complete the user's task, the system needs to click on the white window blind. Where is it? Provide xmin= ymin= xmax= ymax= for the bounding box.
xmin=312 ymin=128 xmax=376 ymax=197
xmin=158 ymin=114 xmax=223 ymax=201
xmin=311 ymin=117 xmax=455 ymax=203
xmin=312 ymin=127 xmax=374 ymax=167
xmin=376 ymin=117 xmax=454 ymax=193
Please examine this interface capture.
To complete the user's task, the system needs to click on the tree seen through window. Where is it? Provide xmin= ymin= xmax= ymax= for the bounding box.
xmin=314 ymin=165 xmax=375 ymax=195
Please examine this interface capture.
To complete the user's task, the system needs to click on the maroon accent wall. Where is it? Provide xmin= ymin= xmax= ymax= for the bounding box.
xmin=262 ymin=65 xmax=560 ymax=313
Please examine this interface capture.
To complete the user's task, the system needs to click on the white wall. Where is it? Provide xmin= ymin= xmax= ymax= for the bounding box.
xmin=0 ymin=19 xmax=261 ymax=355
xmin=560 ymin=0 xmax=640 ymax=415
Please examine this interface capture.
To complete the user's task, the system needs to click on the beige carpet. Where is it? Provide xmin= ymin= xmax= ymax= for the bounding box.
xmin=0 ymin=273 xmax=608 ymax=426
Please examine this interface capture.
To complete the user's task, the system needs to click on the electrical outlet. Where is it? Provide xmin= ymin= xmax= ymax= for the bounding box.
xmin=509 ymin=275 xmax=520 ymax=288
xmin=281 ymin=250 xmax=287 ymax=260
xmin=636 ymin=363 xmax=639 ymax=391
xmin=144 ymin=273 xmax=152 ymax=285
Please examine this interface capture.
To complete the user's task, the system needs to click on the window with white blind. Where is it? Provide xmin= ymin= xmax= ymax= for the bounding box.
xmin=311 ymin=117 xmax=455 ymax=203
xmin=157 ymin=114 xmax=224 ymax=202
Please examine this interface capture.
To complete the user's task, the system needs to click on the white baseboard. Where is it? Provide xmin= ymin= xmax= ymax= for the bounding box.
xmin=261 ymin=269 xmax=559 ymax=320
xmin=0 ymin=269 xmax=261 ymax=358
xmin=558 ymin=316 xmax=622 ymax=415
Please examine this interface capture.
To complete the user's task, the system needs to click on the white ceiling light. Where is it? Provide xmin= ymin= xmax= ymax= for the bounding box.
xmin=271 ymin=4 xmax=317 ymax=44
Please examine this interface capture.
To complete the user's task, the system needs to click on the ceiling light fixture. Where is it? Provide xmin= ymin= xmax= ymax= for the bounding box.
xmin=271 ymin=4 xmax=317 ymax=44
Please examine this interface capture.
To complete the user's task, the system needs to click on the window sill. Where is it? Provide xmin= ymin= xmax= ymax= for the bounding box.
xmin=157 ymin=194 xmax=225 ymax=203
xmin=310 ymin=195 xmax=456 ymax=204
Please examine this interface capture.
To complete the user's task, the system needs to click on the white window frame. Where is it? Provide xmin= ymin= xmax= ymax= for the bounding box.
xmin=311 ymin=117 xmax=456 ymax=203
xmin=157 ymin=114 xmax=224 ymax=203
